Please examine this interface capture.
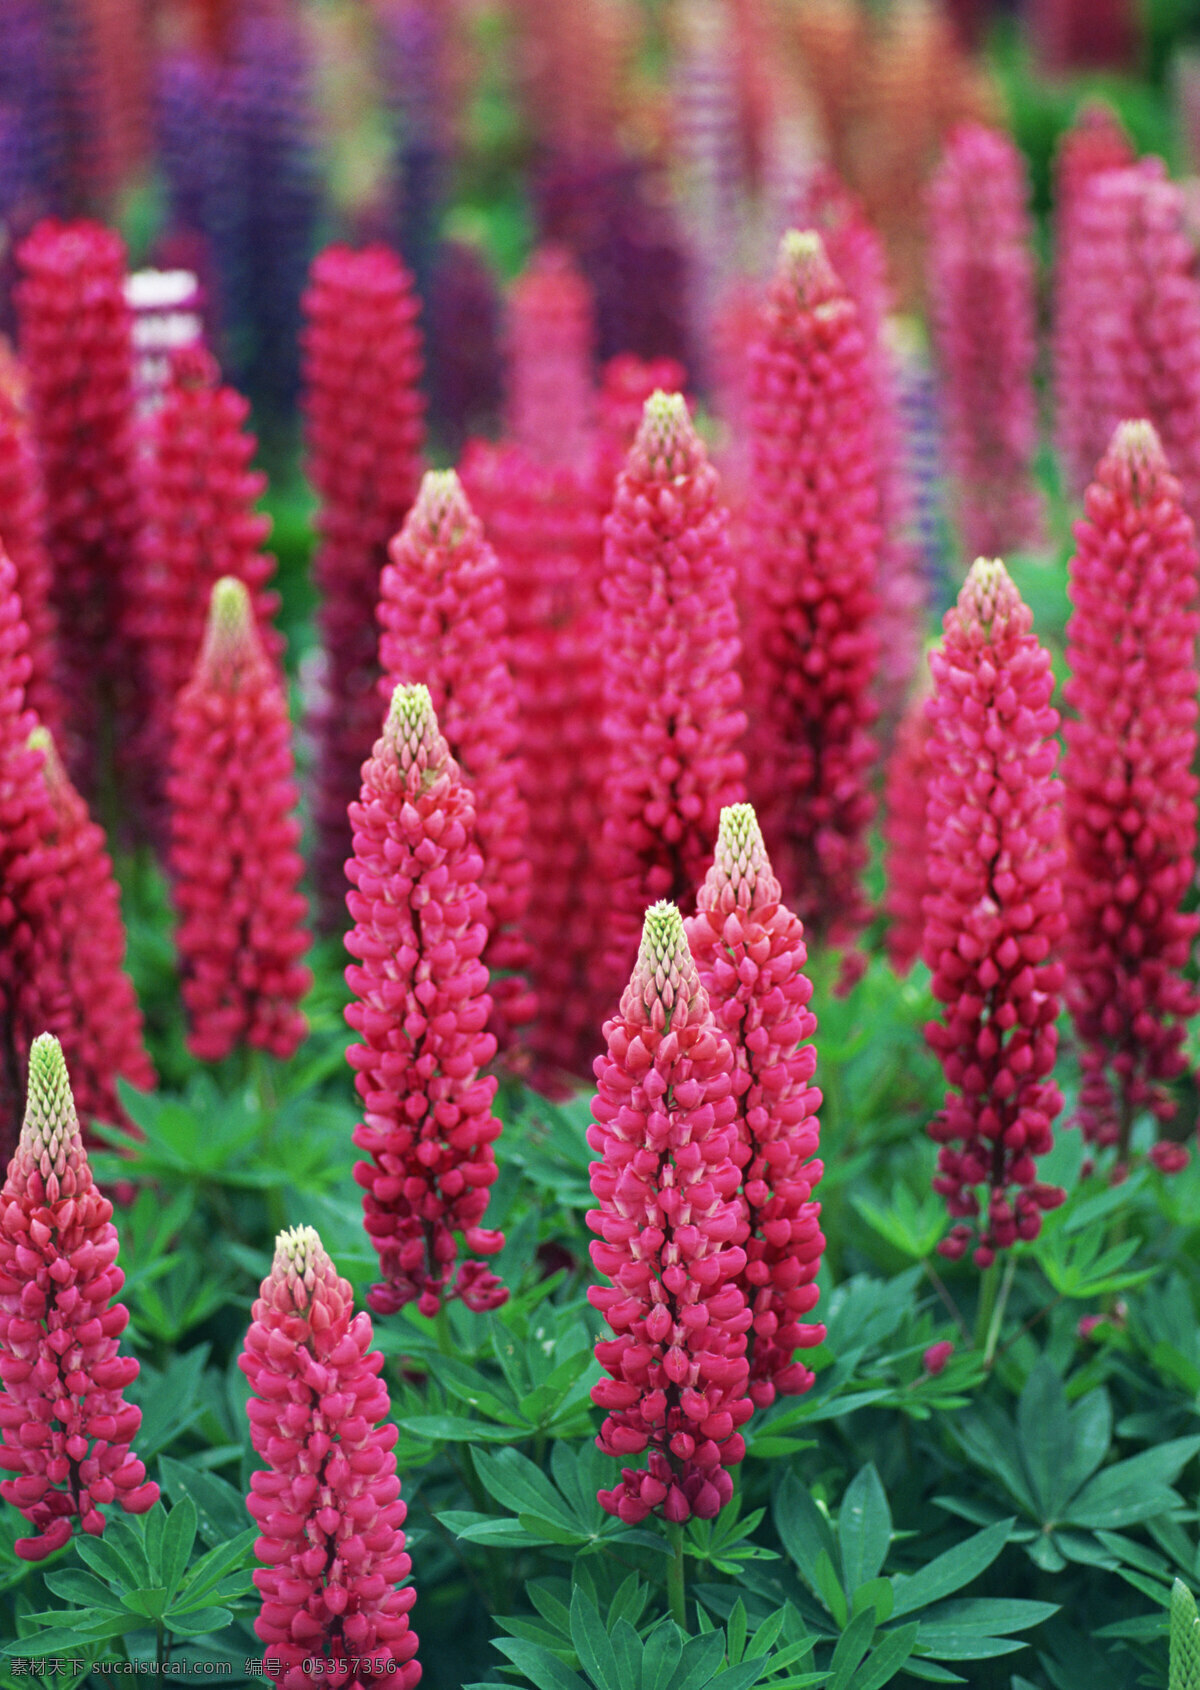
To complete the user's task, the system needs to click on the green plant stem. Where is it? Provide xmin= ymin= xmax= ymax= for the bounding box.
xmin=435 ymin=1305 xmax=454 ymax=1357
xmin=974 ymin=1261 xmax=999 ymax=1354
xmin=666 ymin=1522 xmax=687 ymax=1631
xmin=922 ymin=1259 xmax=972 ymax=1345
xmin=984 ymin=1256 xmax=1017 ymax=1368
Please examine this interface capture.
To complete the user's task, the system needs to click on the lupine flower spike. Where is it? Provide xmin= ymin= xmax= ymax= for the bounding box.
xmin=588 ymin=901 xmax=753 ymax=1525
xmin=599 ymin=391 xmax=746 ymax=993
xmin=377 ymin=470 xmax=534 ymax=1040
xmin=0 ymin=1035 xmax=157 ymax=1561
xmin=167 ymin=578 xmax=311 ymax=1065
xmin=746 ymin=228 xmax=881 ymax=947
xmin=0 ymin=343 xmax=58 ymax=733
xmin=882 ymin=672 xmax=936 ymax=976
xmin=240 ymin=1226 xmax=421 ymax=1686
xmin=924 ymin=559 xmax=1068 ymax=1267
xmin=686 ymin=805 xmax=825 ymax=1407
xmin=1062 ymin=421 xmax=1200 ymax=1170
xmin=345 ymin=683 xmax=507 ymax=1318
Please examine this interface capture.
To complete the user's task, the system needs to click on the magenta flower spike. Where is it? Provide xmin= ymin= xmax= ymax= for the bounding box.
xmin=345 ymin=683 xmax=507 ymax=1318
xmin=1063 ymin=421 xmax=1200 ymax=1170
xmin=505 ymin=244 xmax=597 ymax=474
xmin=924 ymin=560 xmax=1068 ymax=1267
xmin=746 ymin=228 xmax=881 ymax=946
xmin=240 ymin=1226 xmax=421 ymax=1685
xmin=378 ymin=469 xmax=534 ymax=1042
xmin=598 ymin=391 xmax=746 ymax=993
xmin=0 ymin=346 xmax=59 ymax=735
xmin=166 ymin=579 xmax=311 ymax=1065
xmin=928 ymin=124 xmax=1043 ymax=559
xmin=685 ymin=805 xmax=825 ymax=1408
xmin=882 ymin=678 xmax=936 ymax=976
xmin=0 ymin=1035 xmax=157 ymax=1562
xmin=588 ymin=900 xmax=753 ymax=1525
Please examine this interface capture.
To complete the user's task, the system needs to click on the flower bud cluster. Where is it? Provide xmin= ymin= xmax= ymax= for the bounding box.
xmin=0 ymin=344 xmax=58 ymax=733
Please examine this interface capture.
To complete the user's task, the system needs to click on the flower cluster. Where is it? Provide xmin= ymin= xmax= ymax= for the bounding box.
xmin=504 ymin=244 xmax=596 ymax=472
xmin=167 ymin=579 xmax=311 ymax=1065
xmin=134 ymin=345 xmax=282 ymax=803
xmin=595 ymin=352 xmax=688 ymax=482
xmin=15 ymin=218 xmax=140 ymax=790
xmin=924 ymin=559 xmax=1067 ymax=1266
xmin=882 ymin=676 xmax=935 ymax=975
xmin=301 ymin=242 xmax=425 ymax=927
xmin=345 ymin=683 xmax=506 ymax=1317
xmin=240 ymin=1225 xmax=421 ymax=1687
xmin=599 ymin=391 xmax=746 ymax=991
xmin=378 ymin=470 xmax=533 ymax=1041
xmin=686 ymin=805 xmax=825 ymax=1407
xmin=928 ymin=123 xmax=1043 ymax=558
xmin=1062 ymin=421 xmax=1200 ymax=1168
xmin=588 ymin=901 xmax=752 ymax=1525
xmin=0 ymin=342 xmax=57 ymax=733
xmin=746 ymin=228 xmax=881 ymax=946
xmin=0 ymin=1035 xmax=157 ymax=1561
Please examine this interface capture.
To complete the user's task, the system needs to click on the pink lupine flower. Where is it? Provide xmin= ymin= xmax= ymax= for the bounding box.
xmin=922 ymin=1340 xmax=954 ymax=1376
xmin=15 ymin=219 xmax=141 ymax=792
xmin=596 ymin=353 xmax=689 ymax=483
xmin=1062 ymin=421 xmax=1200 ymax=1165
xmin=134 ymin=346 xmax=282 ymax=806
xmin=882 ymin=677 xmax=935 ymax=975
xmin=0 ymin=343 xmax=59 ymax=733
xmin=685 ymin=804 xmax=825 ymax=1409
xmin=928 ymin=124 xmax=1043 ymax=558
xmin=588 ymin=900 xmax=753 ymax=1525
xmin=505 ymin=244 xmax=596 ymax=474
xmin=599 ymin=392 xmax=746 ymax=993
xmin=924 ymin=559 xmax=1067 ymax=1268
xmin=0 ymin=1034 xmax=157 ymax=1562
xmin=745 ymin=228 xmax=881 ymax=946
xmin=378 ymin=470 xmax=533 ymax=1041
xmin=167 ymin=578 xmax=311 ymax=1065
xmin=301 ymin=243 xmax=426 ymax=928
xmin=345 ymin=683 xmax=506 ymax=1318
xmin=1055 ymin=159 xmax=1200 ymax=512
xmin=27 ymin=726 xmax=155 ymax=1136
xmin=240 ymin=1225 xmax=421 ymax=1687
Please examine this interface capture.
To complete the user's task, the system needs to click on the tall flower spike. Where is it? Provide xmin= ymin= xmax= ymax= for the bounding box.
xmin=16 ymin=219 xmax=141 ymax=793
xmin=504 ymin=244 xmax=596 ymax=473
xmin=685 ymin=805 xmax=825 ymax=1409
xmin=0 ymin=1035 xmax=157 ymax=1561
xmin=302 ymin=243 xmax=426 ymax=928
xmin=599 ymin=392 xmax=746 ymax=994
xmin=588 ymin=901 xmax=752 ymax=1525
xmin=928 ymin=124 xmax=1043 ymax=559
xmin=745 ymin=228 xmax=881 ymax=945
xmin=378 ymin=470 xmax=533 ymax=1041
xmin=167 ymin=578 xmax=311 ymax=1065
xmin=0 ymin=342 xmax=59 ymax=733
xmin=924 ymin=559 xmax=1068 ymax=1268
xmin=345 ymin=683 xmax=507 ymax=1318
xmin=1062 ymin=421 xmax=1200 ymax=1170
xmin=134 ymin=345 xmax=282 ymax=809
xmin=882 ymin=673 xmax=936 ymax=976
xmin=240 ymin=1226 xmax=421 ymax=1686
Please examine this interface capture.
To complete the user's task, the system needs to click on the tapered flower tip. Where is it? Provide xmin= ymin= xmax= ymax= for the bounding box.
xmin=627 ymin=901 xmax=704 ymax=1027
xmin=953 ymin=557 xmax=1024 ymax=641
xmin=405 ymin=468 xmax=474 ymax=548
xmin=196 ymin=576 xmax=265 ymax=688
xmin=19 ymin=1034 xmax=84 ymax=1174
xmin=1170 ymin=1578 xmax=1200 ymax=1684
xmin=27 ymin=724 xmax=77 ymax=827
xmin=1100 ymin=418 xmax=1172 ymax=505
xmin=713 ymin=803 xmax=772 ymax=896
xmin=167 ymin=343 xmax=219 ymax=392
xmin=270 ymin=1225 xmax=330 ymax=1299
xmin=632 ymin=390 xmax=704 ymax=478
xmin=382 ymin=679 xmax=451 ymax=778
xmin=774 ymin=228 xmax=843 ymax=311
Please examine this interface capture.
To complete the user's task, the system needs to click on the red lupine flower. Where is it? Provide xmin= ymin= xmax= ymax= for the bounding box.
xmin=15 ymin=219 xmax=141 ymax=792
xmin=0 ymin=342 xmax=59 ymax=734
xmin=1054 ymin=158 xmax=1200 ymax=513
xmin=0 ymin=1034 xmax=157 ymax=1562
xmin=26 ymin=724 xmax=155 ymax=1134
xmin=596 ymin=352 xmax=688 ymax=483
xmin=745 ymin=228 xmax=881 ymax=946
xmin=345 ymin=682 xmax=506 ymax=1318
xmin=378 ymin=470 xmax=533 ymax=1041
xmin=685 ymin=803 xmax=824 ymax=1409
xmin=167 ymin=578 xmax=311 ymax=1065
xmin=459 ymin=440 xmax=606 ymax=1080
xmin=134 ymin=345 xmax=282 ymax=803
xmin=588 ymin=901 xmax=753 ymax=1525
xmin=239 ymin=1225 xmax=421 ymax=1687
xmin=922 ymin=1340 xmax=954 ymax=1375
xmin=1062 ymin=421 xmax=1200 ymax=1165
xmin=504 ymin=244 xmax=596 ymax=473
xmin=928 ymin=124 xmax=1043 ymax=558
xmin=302 ymin=243 xmax=426 ymax=928
xmin=924 ymin=559 xmax=1067 ymax=1268
xmin=599 ymin=391 xmax=746 ymax=993
xmin=882 ymin=676 xmax=935 ymax=975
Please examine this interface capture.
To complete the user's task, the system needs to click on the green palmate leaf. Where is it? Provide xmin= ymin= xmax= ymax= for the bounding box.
xmin=1063 ymin=1436 xmax=1200 ymax=1530
xmin=849 ymin=1624 xmax=921 ymax=1690
xmin=827 ymin=1608 xmax=877 ymax=1690
xmin=1171 ymin=1579 xmax=1200 ymax=1690
xmin=666 ymin=1631 xmax=726 ymax=1688
xmin=641 ymin=1621 xmax=683 ymax=1690
xmin=43 ymin=1570 xmax=124 ymax=1611
xmin=160 ymin=1604 xmax=235 ymax=1637
xmin=158 ymin=1495 xmax=198 ymax=1602
xmin=890 ymin=1521 xmax=1014 ymax=1618
xmin=840 ymin=1466 xmax=893 ymax=1590
xmin=1014 ymin=1362 xmax=1109 ymax=1518
xmin=474 ymin=1447 xmax=581 ymax=1535
xmin=173 ymin=1528 xmax=257 ymax=1611
xmin=776 ymin=1473 xmax=841 ymax=1595
xmin=493 ymin=1639 xmax=588 ymax=1690
xmin=159 ymin=1455 xmax=250 ymax=1549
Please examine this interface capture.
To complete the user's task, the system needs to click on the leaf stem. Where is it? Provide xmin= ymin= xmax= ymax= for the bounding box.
xmin=666 ymin=1521 xmax=687 ymax=1631
xmin=922 ymin=1259 xmax=972 ymax=1344
xmin=974 ymin=1261 xmax=999 ymax=1354
xmin=435 ymin=1304 xmax=454 ymax=1357
xmin=984 ymin=1257 xmax=1017 ymax=1368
